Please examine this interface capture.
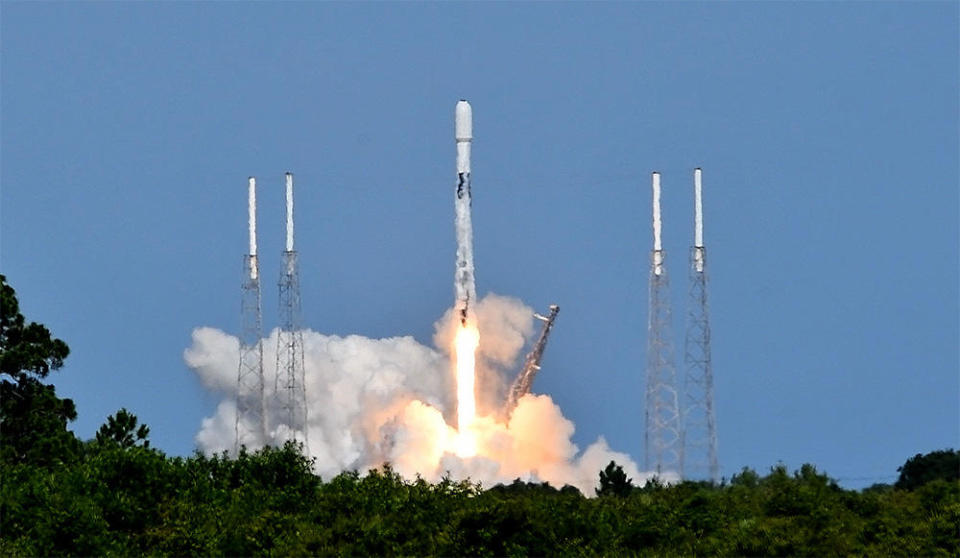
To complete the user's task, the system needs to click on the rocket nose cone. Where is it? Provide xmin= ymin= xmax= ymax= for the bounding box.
xmin=456 ymin=100 xmax=472 ymax=140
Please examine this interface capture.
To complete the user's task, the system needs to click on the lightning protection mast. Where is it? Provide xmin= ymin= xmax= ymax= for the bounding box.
xmin=682 ymin=168 xmax=719 ymax=482
xmin=236 ymin=176 xmax=266 ymax=454
xmin=275 ymin=172 xmax=310 ymax=453
xmin=645 ymin=172 xmax=682 ymax=476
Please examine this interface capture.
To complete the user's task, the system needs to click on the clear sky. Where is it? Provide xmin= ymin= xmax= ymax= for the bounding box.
xmin=2 ymin=2 xmax=957 ymax=488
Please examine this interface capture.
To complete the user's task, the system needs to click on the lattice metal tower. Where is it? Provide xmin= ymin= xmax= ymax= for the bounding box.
xmin=275 ymin=172 xmax=309 ymax=451
xmin=645 ymin=171 xmax=682 ymax=475
xmin=505 ymin=304 xmax=560 ymax=415
xmin=236 ymin=176 xmax=266 ymax=453
xmin=682 ymin=168 xmax=719 ymax=482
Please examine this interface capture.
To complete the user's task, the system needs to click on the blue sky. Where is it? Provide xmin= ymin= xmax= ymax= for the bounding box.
xmin=2 ymin=2 xmax=957 ymax=487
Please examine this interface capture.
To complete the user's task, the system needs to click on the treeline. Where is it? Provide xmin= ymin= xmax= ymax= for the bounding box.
xmin=3 ymin=442 xmax=959 ymax=556
xmin=2 ymin=273 xmax=959 ymax=556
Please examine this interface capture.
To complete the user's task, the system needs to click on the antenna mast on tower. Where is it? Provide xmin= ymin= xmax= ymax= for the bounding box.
xmin=682 ymin=168 xmax=718 ymax=482
xmin=645 ymin=172 xmax=682 ymax=476
xmin=236 ymin=177 xmax=266 ymax=453
xmin=275 ymin=172 xmax=309 ymax=452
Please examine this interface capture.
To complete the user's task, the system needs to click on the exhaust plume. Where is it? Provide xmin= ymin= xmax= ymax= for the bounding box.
xmin=186 ymin=293 xmax=660 ymax=494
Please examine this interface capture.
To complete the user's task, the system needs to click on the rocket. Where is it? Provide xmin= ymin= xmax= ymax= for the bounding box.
xmin=454 ymin=100 xmax=476 ymax=326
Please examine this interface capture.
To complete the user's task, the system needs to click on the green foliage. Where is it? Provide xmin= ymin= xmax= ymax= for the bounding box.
xmin=5 ymin=450 xmax=957 ymax=556
xmin=896 ymin=449 xmax=960 ymax=490
xmin=0 ymin=275 xmax=79 ymax=467
xmin=0 ymin=377 xmax=81 ymax=466
xmin=96 ymin=408 xmax=151 ymax=449
xmin=0 ymin=275 xmax=69 ymax=380
xmin=597 ymin=460 xmax=633 ymax=497
xmin=2 ymin=275 xmax=957 ymax=555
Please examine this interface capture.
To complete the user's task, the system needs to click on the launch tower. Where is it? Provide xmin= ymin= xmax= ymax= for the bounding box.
xmin=275 ymin=173 xmax=310 ymax=451
xmin=645 ymin=172 xmax=682 ymax=475
xmin=682 ymin=168 xmax=718 ymax=482
xmin=236 ymin=177 xmax=266 ymax=453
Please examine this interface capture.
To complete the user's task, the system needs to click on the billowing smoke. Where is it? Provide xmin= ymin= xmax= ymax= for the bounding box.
xmin=186 ymin=293 xmax=656 ymax=494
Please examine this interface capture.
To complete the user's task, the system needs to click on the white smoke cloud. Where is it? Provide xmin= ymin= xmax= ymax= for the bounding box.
xmin=186 ymin=293 xmax=657 ymax=495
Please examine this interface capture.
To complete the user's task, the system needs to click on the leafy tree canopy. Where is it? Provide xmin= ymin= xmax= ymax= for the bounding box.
xmin=0 ymin=275 xmax=78 ymax=466
xmin=96 ymin=408 xmax=150 ymax=449
xmin=0 ymin=275 xmax=69 ymax=380
xmin=597 ymin=460 xmax=633 ymax=497
xmin=896 ymin=449 xmax=960 ymax=490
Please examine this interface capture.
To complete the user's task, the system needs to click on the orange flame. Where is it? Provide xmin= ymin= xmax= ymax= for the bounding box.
xmin=454 ymin=323 xmax=479 ymax=457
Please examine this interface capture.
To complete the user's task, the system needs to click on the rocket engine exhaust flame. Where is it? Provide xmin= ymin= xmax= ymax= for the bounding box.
xmin=454 ymin=323 xmax=479 ymax=457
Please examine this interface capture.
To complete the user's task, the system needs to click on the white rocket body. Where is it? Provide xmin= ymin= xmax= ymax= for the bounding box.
xmin=694 ymin=168 xmax=703 ymax=249
xmin=652 ymin=172 xmax=664 ymax=276
xmin=454 ymin=100 xmax=476 ymax=325
xmin=285 ymin=173 xmax=294 ymax=253
xmin=694 ymin=168 xmax=704 ymax=273
xmin=248 ymin=177 xmax=259 ymax=280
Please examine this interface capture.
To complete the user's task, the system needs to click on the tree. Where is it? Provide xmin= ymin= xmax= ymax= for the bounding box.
xmin=895 ymin=449 xmax=959 ymax=490
xmin=96 ymin=408 xmax=150 ymax=449
xmin=0 ymin=275 xmax=69 ymax=380
xmin=597 ymin=460 xmax=633 ymax=497
xmin=0 ymin=275 xmax=79 ymax=466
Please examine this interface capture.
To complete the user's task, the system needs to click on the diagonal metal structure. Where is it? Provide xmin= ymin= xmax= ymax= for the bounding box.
xmin=645 ymin=172 xmax=682 ymax=475
xmin=682 ymin=168 xmax=718 ymax=482
xmin=505 ymin=304 xmax=560 ymax=415
xmin=236 ymin=177 xmax=266 ymax=453
xmin=275 ymin=172 xmax=310 ymax=452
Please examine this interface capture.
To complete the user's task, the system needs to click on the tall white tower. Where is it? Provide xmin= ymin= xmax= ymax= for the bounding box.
xmin=645 ymin=172 xmax=682 ymax=475
xmin=236 ymin=177 xmax=266 ymax=452
xmin=682 ymin=168 xmax=719 ymax=482
xmin=275 ymin=172 xmax=310 ymax=452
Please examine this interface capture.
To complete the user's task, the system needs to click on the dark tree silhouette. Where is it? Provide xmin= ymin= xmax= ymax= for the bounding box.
xmin=0 ymin=275 xmax=79 ymax=466
xmin=895 ymin=449 xmax=959 ymax=490
xmin=96 ymin=408 xmax=151 ymax=449
xmin=597 ymin=460 xmax=633 ymax=497
xmin=0 ymin=275 xmax=69 ymax=379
